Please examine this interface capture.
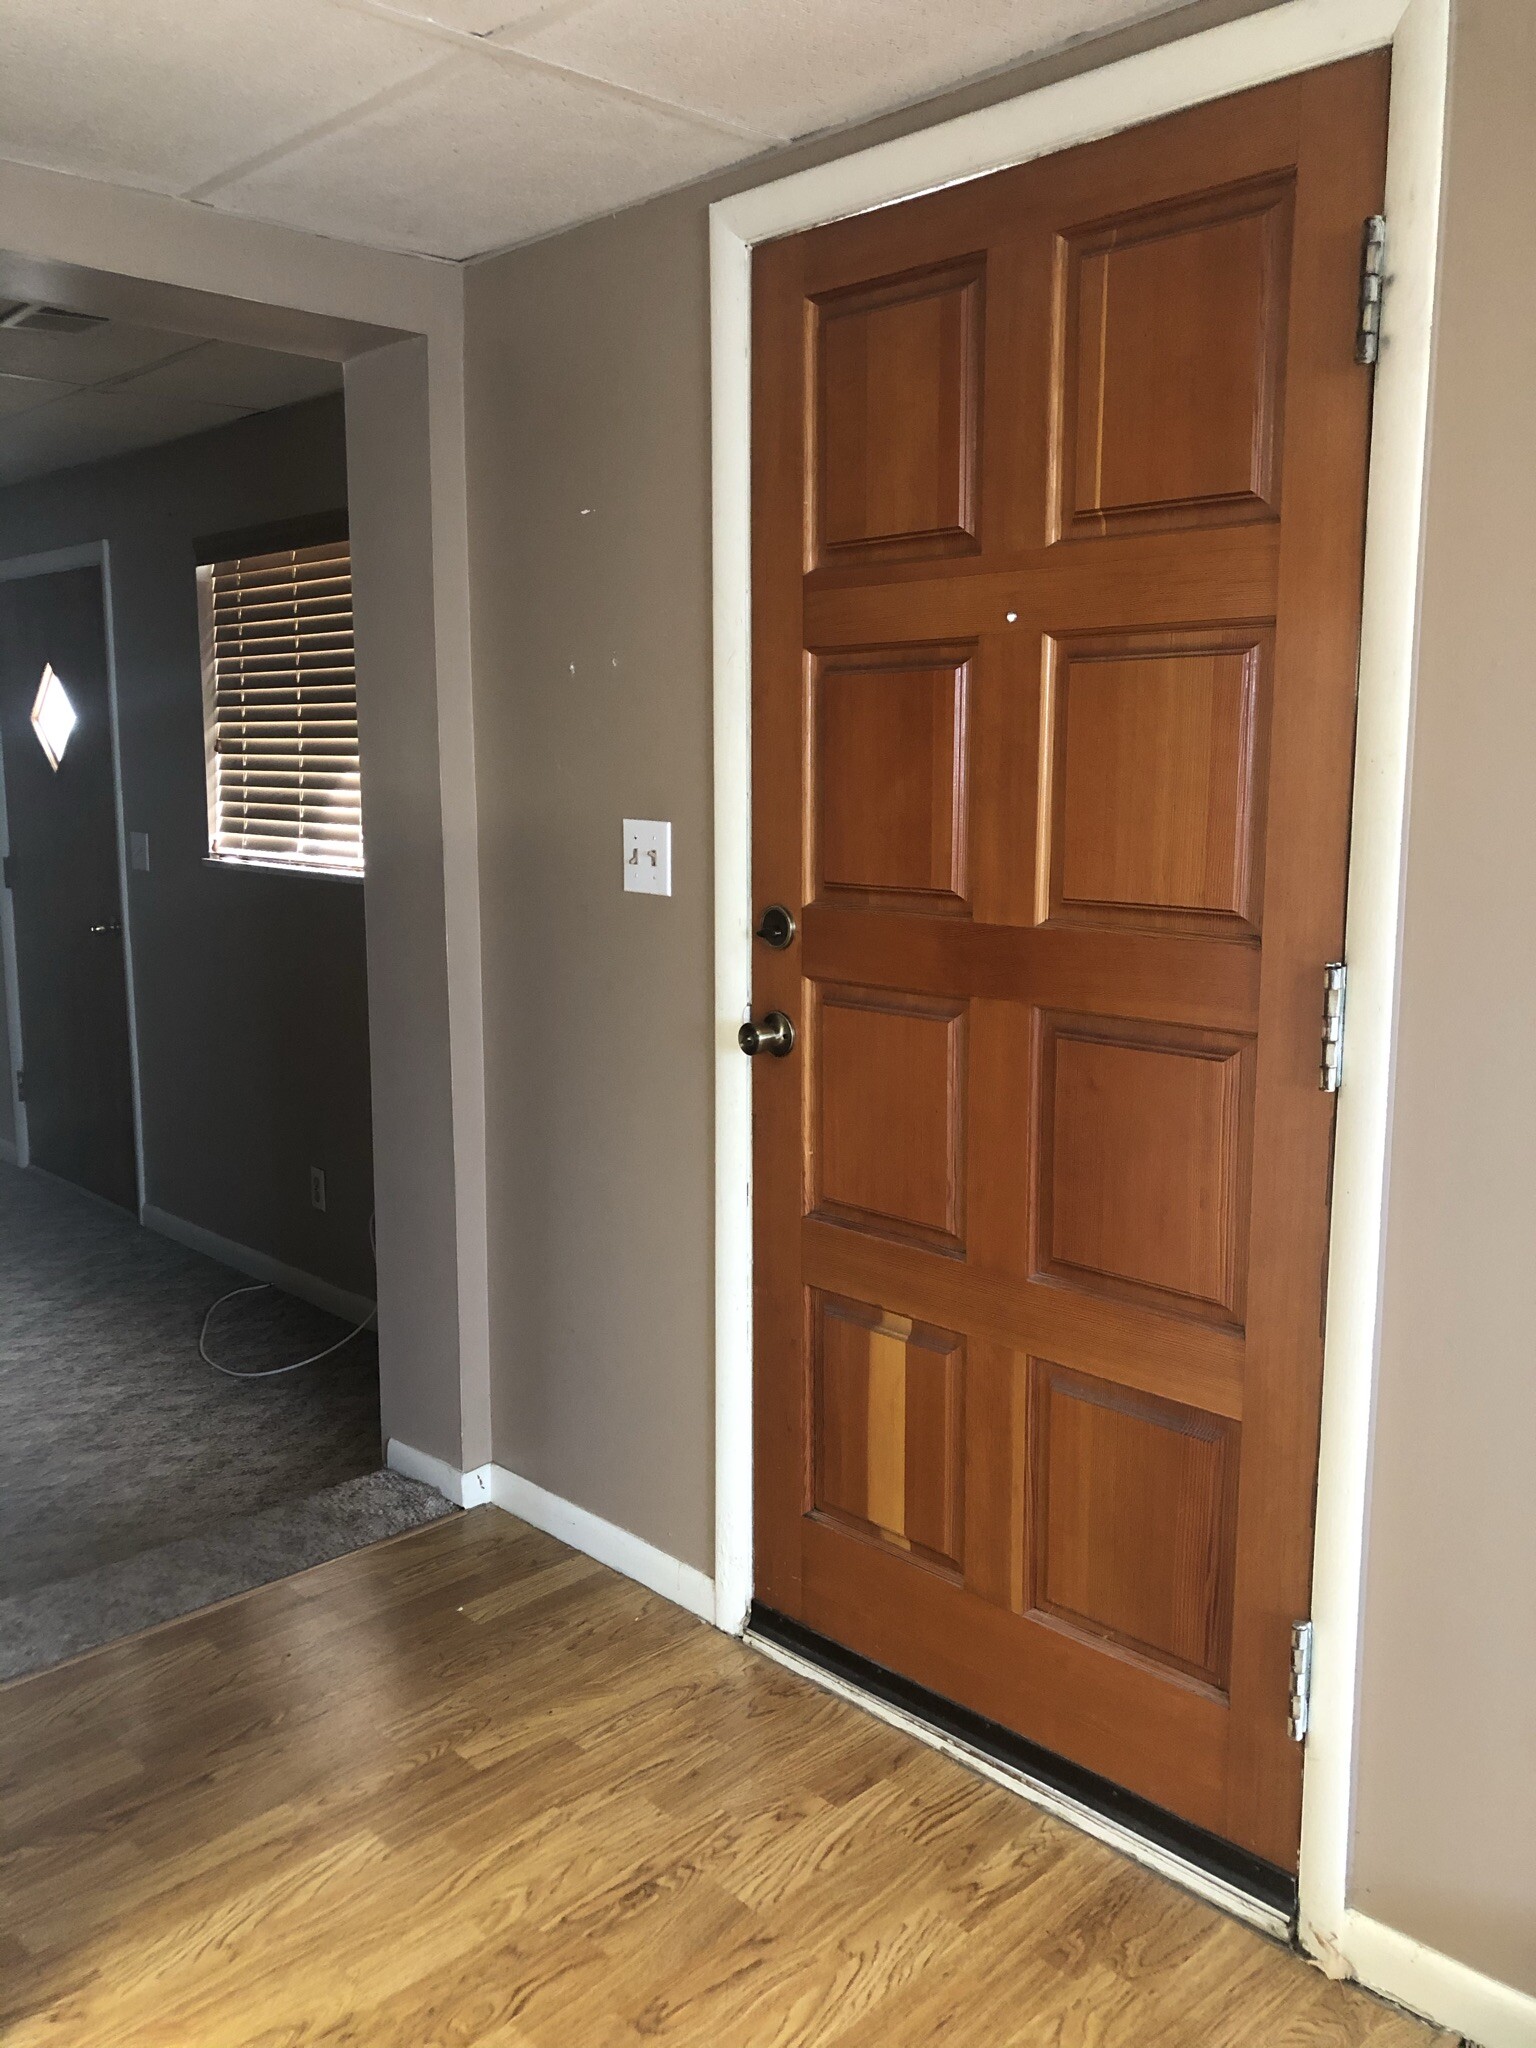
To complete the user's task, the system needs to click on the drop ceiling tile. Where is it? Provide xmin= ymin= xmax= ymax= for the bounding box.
xmin=506 ymin=0 xmax=1176 ymax=139
xmin=0 ymin=374 xmax=75 ymax=419
xmin=0 ymin=320 xmax=203 ymax=386
xmin=111 ymin=342 xmax=344 ymax=411
xmin=0 ymin=389 xmax=248 ymax=489
xmin=211 ymin=51 xmax=747 ymax=258
xmin=0 ymin=0 xmax=449 ymax=195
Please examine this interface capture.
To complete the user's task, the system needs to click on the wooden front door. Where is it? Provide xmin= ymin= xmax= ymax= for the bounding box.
xmin=748 ymin=55 xmax=1389 ymax=1871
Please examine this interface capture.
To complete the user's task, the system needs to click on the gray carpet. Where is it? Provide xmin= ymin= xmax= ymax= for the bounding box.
xmin=0 ymin=1161 xmax=455 ymax=1677
xmin=0 ymin=1470 xmax=452 ymax=1681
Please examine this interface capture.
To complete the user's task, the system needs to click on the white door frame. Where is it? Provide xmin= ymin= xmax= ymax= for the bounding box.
xmin=0 ymin=540 xmax=147 ymax=1210
xmin=707 ymin=4 xmax=1531 ymax=2042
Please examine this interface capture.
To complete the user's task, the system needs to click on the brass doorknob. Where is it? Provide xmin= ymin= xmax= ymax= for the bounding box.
xmin=739 ymin=1011 xmax=796 ymax=1058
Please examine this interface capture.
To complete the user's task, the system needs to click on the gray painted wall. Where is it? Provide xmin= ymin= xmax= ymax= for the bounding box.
xmin=1350 ymin=0 xmax=1536 ymax=1996
xmin=464 ymin=0 xmax=1532 ymax=1995
xmin=0 ymin=394 xmax=374 ymax=1294
xmin=345 ymin=339 xmax=465 ymax=1466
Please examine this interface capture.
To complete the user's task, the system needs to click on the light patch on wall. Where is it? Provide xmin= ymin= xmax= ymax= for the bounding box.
xmin=30 ymin=663 xmax=76 ymax=771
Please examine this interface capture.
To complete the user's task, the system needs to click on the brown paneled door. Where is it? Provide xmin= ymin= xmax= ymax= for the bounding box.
xmin=749 ymin=55 xmax=1389 ymax=1872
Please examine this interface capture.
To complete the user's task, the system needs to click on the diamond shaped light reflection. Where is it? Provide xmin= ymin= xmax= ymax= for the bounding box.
xmin=30 ymin=663 xmax=77 ymax=772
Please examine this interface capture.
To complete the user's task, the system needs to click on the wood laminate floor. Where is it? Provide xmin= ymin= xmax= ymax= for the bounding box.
xmin=0 ymin=1509 xmax=1454 ymax=2048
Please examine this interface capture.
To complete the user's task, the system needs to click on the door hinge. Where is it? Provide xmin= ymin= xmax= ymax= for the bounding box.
xmin=1319 ymin=962 xmax=1347 ymax=1093
xmin=1 ymin=853 xmax=12 ymax=891
xmin=14 ymin=1069 xmax=25 ymax=1104
xmin=1356 ymin=215 xmax=1387 ymax=366
xmin=1288 ymin=1620 xmax=1315 ymax=1743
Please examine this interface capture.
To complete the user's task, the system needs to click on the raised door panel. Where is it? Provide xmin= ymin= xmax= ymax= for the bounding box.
xmin=1029 ymin=1360 xmax=1238 ymax=1689
xmin=1034 ymin=1015 xmax=1253 ymax=1326
xmin=813 ymin=1292 xmax=964 ymax=1570
xmin=814 ymin=648 xmax=971 ymax=910
xmin=810 ymin=987 xmax=967 ymax=1254
xmin=1043 ymin=631 xmax=1269 ymax=934
xmin=814 ymin=261 xmax=983 ymax=565
xmin=1056 ymin=180 xmax=1293 ymax=537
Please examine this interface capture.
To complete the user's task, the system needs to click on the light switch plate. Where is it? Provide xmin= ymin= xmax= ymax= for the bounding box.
xmin=623 ymin=819 xmax=672 ymax=897
xmin=130 ymin=831 xmax=150 ymax=873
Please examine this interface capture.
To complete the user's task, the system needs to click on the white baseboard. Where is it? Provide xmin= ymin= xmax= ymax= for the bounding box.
xmin=1337 ymin=1907 xmax=1536 ymax=2048
xmin=487 ymin=1467 xmax=716 ymax=1623
xmin=142 ymin=1203 xmax=374 ymax=1327
xmin=386 ymin=1437 xmax=493 ymax=1509
xmin=0 ymin=1134 xmax=17 ymax=1166
xmin=383 ymin=1440 xmax=715 ymax=1624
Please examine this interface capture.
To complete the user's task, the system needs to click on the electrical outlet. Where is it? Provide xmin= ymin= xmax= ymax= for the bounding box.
xmin=623 ymin=818 xmax=672 ymax=896
xmin=309 ymin=1166 xmax=327 ymax=1213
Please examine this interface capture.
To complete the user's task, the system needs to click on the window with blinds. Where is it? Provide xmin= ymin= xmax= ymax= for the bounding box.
xmin=196 ymin=538 xmax=362 ymax=876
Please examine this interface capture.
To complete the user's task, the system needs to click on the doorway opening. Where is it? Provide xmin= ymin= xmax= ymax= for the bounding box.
xmin=0 ymin=269 xmax=451 ymax=1679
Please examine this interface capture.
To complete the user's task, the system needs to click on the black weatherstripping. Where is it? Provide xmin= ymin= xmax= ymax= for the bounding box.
xmin=748 ymin=1603 xmax=1298 ymax=1925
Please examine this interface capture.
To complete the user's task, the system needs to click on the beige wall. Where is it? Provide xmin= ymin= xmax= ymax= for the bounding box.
xmin=1350 ymin=0 xmax=1536 ymax=1995
xmin=469 ymin=192 xmax=718 ymax=1562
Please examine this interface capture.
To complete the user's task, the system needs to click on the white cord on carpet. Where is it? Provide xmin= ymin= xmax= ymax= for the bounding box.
xmin=199 ymin=1214 xmax=377 ymax=1380
xmin=198 ymin=1283 xmax=377 ymax=1379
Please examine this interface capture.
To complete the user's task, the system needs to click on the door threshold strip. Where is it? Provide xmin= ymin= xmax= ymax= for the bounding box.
xmin=746 ymin=1604 xmax=1296 ymax=1946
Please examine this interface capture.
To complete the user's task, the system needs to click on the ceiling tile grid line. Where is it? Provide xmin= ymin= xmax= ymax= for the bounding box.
xmin=327 ymin=0 xmax=782 ymax=142
xmin=204 ymin=51 xmax=754 ymax=260
xmin=341 ymin=0 xmax=598 ymax=37
xmin=183 ymin=52 xmax=472 ymax=203
xmin=0 ymin=0 xmax=455 ymax=198
xmin=183 ymin=32 xmax=773 ymax=212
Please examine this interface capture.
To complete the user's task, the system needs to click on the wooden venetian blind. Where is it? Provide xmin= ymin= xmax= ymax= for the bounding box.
xmin=197 ymin=539 xmax=362 ymax=875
